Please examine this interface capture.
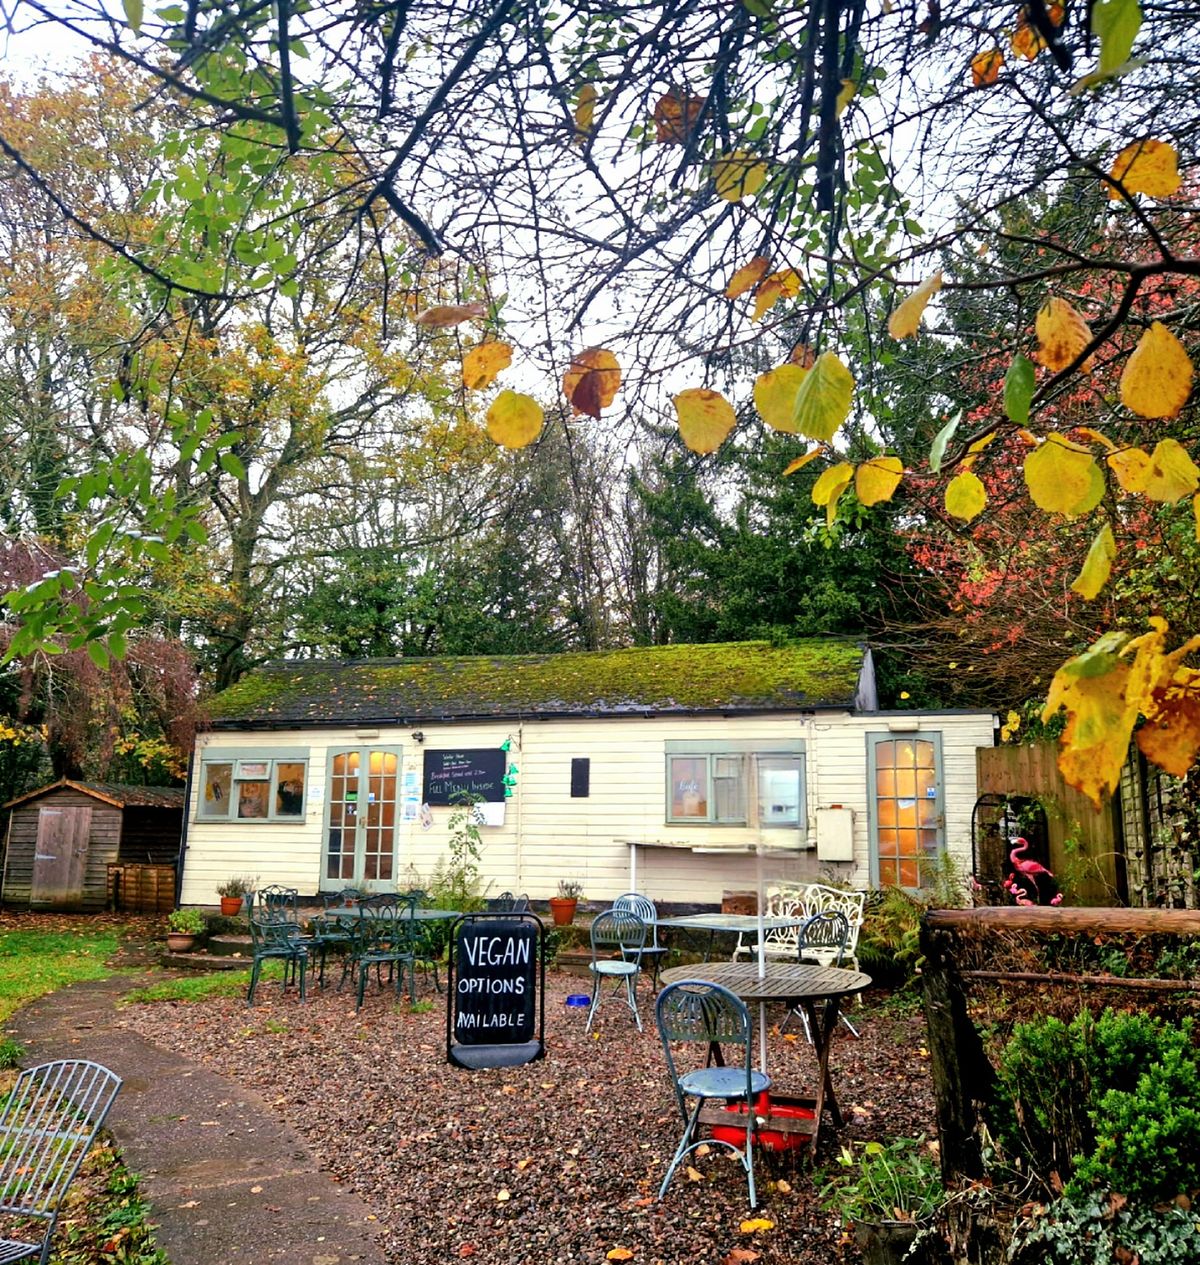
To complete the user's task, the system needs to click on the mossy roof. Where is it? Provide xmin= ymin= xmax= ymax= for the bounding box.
xmin=3 ymin=780 xmax=186 ymax=810
xmin=207 ymin=640 xmax=867 ymax=729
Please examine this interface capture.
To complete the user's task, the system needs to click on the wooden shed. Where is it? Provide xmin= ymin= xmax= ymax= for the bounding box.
xmin=1 ymin=780 xmax=185 ymax=912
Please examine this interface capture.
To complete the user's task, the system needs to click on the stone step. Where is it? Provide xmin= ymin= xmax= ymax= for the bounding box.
xmin=207 ymin=934 xmax=252 ymax=958
xmin=160 ymin=950 xmax=249 ymax=972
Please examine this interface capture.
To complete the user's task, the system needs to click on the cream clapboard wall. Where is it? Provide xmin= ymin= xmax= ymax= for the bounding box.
xmin=181 ymin=711 xmax=995 ymax=906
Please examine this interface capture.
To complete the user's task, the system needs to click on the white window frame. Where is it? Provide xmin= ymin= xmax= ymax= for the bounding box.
xmin=665 ymin=739 xmax=807 ymax=836
xmin=196 ymin=748 xmax=310 ymax=824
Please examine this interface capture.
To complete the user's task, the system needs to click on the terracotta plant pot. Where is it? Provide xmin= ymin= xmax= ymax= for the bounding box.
xmin=220 ymin=896 xmax=243 ymax=916
xmin=166 ymin=933 xmax=197 ymax=953
xmin=549 ymin=897 xmax=578 ymax=927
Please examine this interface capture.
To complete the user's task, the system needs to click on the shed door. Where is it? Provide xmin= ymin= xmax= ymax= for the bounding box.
xmin=31 ymin=807 xmax=92 ymax=909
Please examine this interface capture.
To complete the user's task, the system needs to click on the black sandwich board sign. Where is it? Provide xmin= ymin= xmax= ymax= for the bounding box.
xmin=423 ymin=748 xmax=507 ymax=805
xmin=446 ymin=912 xmax=546 ymax=1069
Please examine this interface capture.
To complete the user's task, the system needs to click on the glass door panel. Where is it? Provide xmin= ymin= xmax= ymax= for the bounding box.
xmin=323 ymin=749 xmax=401 ymax=890
xmin=871 ymin=735 xmax=942 ymax=889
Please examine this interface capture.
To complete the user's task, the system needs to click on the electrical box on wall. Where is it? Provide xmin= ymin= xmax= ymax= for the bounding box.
xmin=815 ymin=806 xmax=855 ymax=862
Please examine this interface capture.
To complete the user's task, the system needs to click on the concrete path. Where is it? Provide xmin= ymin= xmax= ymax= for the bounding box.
xmin=11 ymin=975 xmax=387 ymax=1265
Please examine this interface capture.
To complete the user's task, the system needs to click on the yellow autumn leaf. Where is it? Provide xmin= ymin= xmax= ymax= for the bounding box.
xmin=1107 ymin=447 xmax=1150 ymax=494
xmin=713 ymin=150 xmax=767 ymax=202
xmin=606 ymin=1250 xmax=634 ymax=1262
xmin=486 ymin=390 xmax=544 ymax=449
xmin=751 ymin=269 xmax=802 ymax=322
xmin=1024 ymin=434 xmax=1102 ymax=516
xmin=413 ymin=302 xmax=488 ymax=328
xmin=1011 ymin=3 xmax=1064 ymax=58
xmin=725 ymin=256 xmax=770 ymax=299
xmin=1075 ymin=426 xmax=1116 ymax=451
xmin=792 ymin=351 xmax=854 ymax=443
xmin=1042 ymin=633 xmax=1138 ymax=808
xmin=782 ymin=448 xmax=822 ymax=476
xmin=1119 ymin=321 xmax=1194 ymax=419
xmin=887 ymin=270 xmax=943 ymax=339
xmin=811 ymin=462 xmax=854 ymax=527
xmin=753 ymin=364 xmax=808 ymax=432
xmin=1071 ymin=523 xmax=1117 ymax=600
xmin=835 ymin=78 xmax=857 ymax=117
xmin=967 ymin=433 xmax=999 ymax=456
xmin=945 ymin=470 xmax=987 ymax=522
xmin=1141 ymin=438 xmax=1200 ymax=502
xmin=1035 ymin=297 xmax=1093 ymax=372
xmin=574 ymin=84 xmax=597 ymax=145
xmin=1108 ymin=139 xmax=1181 ymax=200
xmin=1136 ymin=674 xmax=1200 ymax=779
xmin=653 ymin=92 xmax=704 ymax=144
xmin=739 ymin=1218 xmax=775 ymax=1235
xmin=856 ymin=456 xmax=904 ymax=507
xmin=674 ymin=388 xmax=737 ymax=454
xmin=462 ymin=341 xmax=513 ymax=390
xmin=971 ymin=49 xmax=1004 ymax=86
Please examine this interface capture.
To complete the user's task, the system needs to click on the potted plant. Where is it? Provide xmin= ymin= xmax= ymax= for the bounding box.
xmin=549 ymin=878 xmax=583 ymax=927
xmin=821 ymin=1136 xmax=945 ymax=1265
xmin=165 ymin=908 xmax=206 ymax=953
xmin=216 ymin=875 xmax=253 ymax=916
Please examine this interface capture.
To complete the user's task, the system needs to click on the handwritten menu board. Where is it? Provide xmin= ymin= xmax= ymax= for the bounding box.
xmin=422 ymin=748 xmax=506 ymax=805
xmin=452 ymin=920 xmax=537 ymax=1048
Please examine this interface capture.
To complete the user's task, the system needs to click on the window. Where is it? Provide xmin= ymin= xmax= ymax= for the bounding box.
xmin=867 ymin=732 xmax=943 ymax=888
xmin=665 ymin=742 xmax=806 ymax=830
xmin=199 ymin=756 xmax=308 ymax=822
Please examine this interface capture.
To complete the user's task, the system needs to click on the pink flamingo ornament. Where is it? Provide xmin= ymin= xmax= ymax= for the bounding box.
xmin=1009 ymin=837 xmax=1056 ymax=901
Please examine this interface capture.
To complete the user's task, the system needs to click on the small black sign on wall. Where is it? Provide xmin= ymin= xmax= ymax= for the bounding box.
xmin=570 ymin=757 xmax=590 ymax=798
xmin=447 ymin=914 xmax=546 ymax=1069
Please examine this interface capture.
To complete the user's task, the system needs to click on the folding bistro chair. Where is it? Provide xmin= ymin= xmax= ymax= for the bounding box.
xmin=586 ymin=909 xmax=646 ymax=1033
xmin=0 ymin=1059 xmax=123 ymax=1264
xmin=655 ymin=981 xmax=770 ymax=1207
xmin=613 ymin=893 xmax=668 ymax=988
xmin=785 ymin=910 xmax=855 ymax=1040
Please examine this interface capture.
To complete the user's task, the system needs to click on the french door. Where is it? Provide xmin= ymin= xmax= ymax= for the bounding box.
xmin=322 ymin=748 xmax=402 ymax=891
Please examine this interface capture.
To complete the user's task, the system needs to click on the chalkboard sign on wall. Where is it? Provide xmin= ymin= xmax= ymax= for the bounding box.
xmin=448 ymin=915 xmax=545 ymax=1069
xmin=422 ymin=748 xmax=506 ymax=805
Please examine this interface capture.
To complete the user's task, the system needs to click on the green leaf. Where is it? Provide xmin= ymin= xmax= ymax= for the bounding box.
xmin=1004 ymin=354 xmax=1035 ymax=426
xmin=791 ymin=352 xmax=854 ymax=443
xmin=928 ymin=411 xmax=961 ymax=474
xmin=219 ymin=452 xmax=247 ymax=480
xmin=86 ymin=640 xmax=110 ymax=670
xmin=122 ymin=0 xmax=143 ymax=29
xmin=1093 ymin=0 xmax=1142 ymax=76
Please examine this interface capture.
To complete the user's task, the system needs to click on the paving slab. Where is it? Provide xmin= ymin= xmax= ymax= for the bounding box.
xmin=10 ymin=975 xmax=387 ymax=1265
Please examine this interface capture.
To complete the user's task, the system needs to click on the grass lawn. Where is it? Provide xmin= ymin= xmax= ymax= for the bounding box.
xmin=0 ymin=926 xmax=122 ymax=1027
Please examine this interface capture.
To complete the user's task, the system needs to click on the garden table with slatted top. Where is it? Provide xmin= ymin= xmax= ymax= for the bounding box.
xmin=659 ymin=960 xmax=871 ymax=1157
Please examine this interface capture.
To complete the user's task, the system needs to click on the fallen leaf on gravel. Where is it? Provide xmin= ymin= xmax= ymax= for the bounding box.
xmin=458 ymin=1246 xmax=477 ymax=1257
xmin=740 ymin=1218 xmax=775 ymax=1234
xmin=685 ymin=1166 xmax=705 ymax=1182
xmin=501 ymin=1085 xmax=518 ymax=1095
xmin=782 ymin=1034 xmax=798 ymax=1044
xmin=634 ymin=1197 xmax=654 ymax=1207
xmin=776 ymin=1180 xmax=792 ymax=1194
xmin=517 ymin=1158 xmax=534 ymax=1170
xmin=695 ymin=1144 xmax=711 ymax=1157
xmin=177 ymin=1201 xmax=199 ymax=1209
xmin=607 ymin=1250 xmax=634 ymax=1261
xmin=496 ymin=1190 xmax=511 ymax=1202
xmin=851 ymin=1104 xmax=871 ymax=1115
xmin=724 ymin=1250 xmax=760 ymax=1264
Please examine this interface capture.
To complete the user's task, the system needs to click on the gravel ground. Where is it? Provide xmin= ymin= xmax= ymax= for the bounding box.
xmin=121 ymin=971 xmax=934 ymax=1265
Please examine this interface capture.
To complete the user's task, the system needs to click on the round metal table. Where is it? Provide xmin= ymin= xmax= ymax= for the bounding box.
xmin=659 ymin=961 xmax=871 ymax=1157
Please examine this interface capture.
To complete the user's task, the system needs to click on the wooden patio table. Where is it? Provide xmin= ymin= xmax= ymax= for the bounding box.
xmin=659 ymin=960 xmax=871 ymax=1158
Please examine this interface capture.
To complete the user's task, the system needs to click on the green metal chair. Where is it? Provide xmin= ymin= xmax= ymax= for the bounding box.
xmin=613 ymin=892 xmax=668 ymax=988
xmin=401 ymin=890 xmax=444 ymax=994
xmin=348 ymin=904 xmax=416 ymax=1010
xmin=258 ymin=884 xmax=299 ymax=916
xmin=586 ymin=909 xmax=646 ymax=1033
xmin=0 ymin=1059 xmax=123 ymax=1264
xmin=308 ymin=888 xmax=359 ymax=988
xmin=655 ymin=981 xmax=770 ymax=1207
xmin=247 ymin=911 xmax=309 ymax=1005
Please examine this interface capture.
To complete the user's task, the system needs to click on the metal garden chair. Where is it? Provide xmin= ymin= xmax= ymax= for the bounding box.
xmin=400 ymin=891 xmax=445 ymax=994
xmin=308 ymin=889 xmax=360 ymax=988
xmin=586 ymin=909 xmax=646 ymax=1033
xmin=485 ymin=891 xmax=530 ymax=913
xmin=348 ymin=904 xmax=416 ymax=1010
xmin=655 ymin=981 xmax=770 ymax=1207
xmin=258 ymin=885 xmax=299 ymax=917
xmin=613 ymin=892 xmax=667 ymax=988
xmin=785 ymin=911 xmax=856 ymax=1040
xmin=0 ymin=1059 xmax=123 ymax=1264
xmin=247 ymin=911 xmax=309 ymax=1005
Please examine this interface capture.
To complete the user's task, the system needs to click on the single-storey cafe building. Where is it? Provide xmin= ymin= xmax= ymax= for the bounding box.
xmin=177 ymin=640 xmax=996 ymax=908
